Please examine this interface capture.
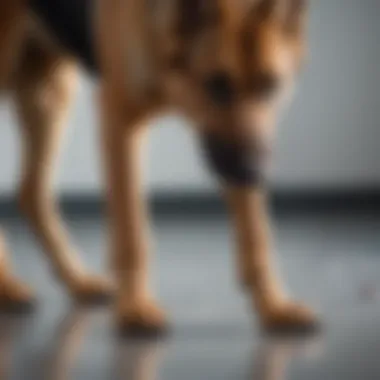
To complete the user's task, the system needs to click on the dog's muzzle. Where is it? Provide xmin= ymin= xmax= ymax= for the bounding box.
xmin=200 ymin=133 xmax=268 ymax=187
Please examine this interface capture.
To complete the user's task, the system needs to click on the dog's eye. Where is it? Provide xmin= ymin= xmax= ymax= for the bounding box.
xmin=204 ymin=72 xmax=235 ymax=106
xmin=250 ymin=71 xmax=280 ymax=99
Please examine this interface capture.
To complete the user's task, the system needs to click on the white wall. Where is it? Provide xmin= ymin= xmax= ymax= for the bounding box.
xmin=0 ymin=0 xmax=379 ymax=196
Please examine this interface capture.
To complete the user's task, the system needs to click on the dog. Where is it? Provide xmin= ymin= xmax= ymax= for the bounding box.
xmin=0 ymin=0 xmax=318 ymax=335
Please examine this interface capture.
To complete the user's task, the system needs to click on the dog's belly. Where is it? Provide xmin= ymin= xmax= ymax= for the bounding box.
xmin=30 ymin=0 xmax=97 ymax=72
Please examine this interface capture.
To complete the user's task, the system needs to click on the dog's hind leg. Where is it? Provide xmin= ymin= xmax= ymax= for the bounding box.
xmin=11 ymin=40 xmax=113 ymax=304
xmin=0 ymin=2 xmax=33 ymax=311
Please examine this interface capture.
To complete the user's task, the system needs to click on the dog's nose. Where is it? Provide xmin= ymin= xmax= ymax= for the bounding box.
xmin=204 ymin=72 xmax=235 ymax=106
xmin=250 ymin=71 xmax=280 ymax=99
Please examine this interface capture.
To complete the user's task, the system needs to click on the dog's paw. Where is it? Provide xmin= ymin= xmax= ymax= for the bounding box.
xmin=0 ymin=278 xmax=36 ymax=314
xmin=70 ymin=275 xmax=115 ymax=305
xmin=116 ymin=299 xmax=170 ymax=339
xmin=261 ymin=302 xmax=320 ymax=336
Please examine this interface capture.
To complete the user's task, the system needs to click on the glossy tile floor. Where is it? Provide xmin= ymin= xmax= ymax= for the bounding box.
xmin=1 ymin=210 xmax=380 ymax=380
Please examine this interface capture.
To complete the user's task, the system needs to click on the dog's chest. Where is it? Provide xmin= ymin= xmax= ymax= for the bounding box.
xmin=30 ymin=0 xmax=97 ymax=72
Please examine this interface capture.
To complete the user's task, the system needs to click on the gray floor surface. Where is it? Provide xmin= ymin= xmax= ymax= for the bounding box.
xmin=1 ymin=210 xmax=380 ymax=380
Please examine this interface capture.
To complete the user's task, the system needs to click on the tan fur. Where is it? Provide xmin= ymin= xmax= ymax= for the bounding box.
xmin=0 ymin=0 xmax=316 ymax=332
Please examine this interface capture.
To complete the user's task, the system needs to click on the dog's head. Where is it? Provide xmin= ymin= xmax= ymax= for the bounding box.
xmin=164 ymin=0 xmax=308 ymax=150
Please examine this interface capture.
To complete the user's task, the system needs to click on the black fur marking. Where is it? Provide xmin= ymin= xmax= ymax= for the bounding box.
xmin=201 ymin=134 xmax=265 ymax=187
xmin=30 ymin=0 xmax=97 ymax=72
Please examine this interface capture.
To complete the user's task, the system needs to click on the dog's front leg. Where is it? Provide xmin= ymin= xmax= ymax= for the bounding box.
xmin=224 ymin=186 xmax=318 ymax=333
xmin=100 ymin=88 xmax=168 ymax=336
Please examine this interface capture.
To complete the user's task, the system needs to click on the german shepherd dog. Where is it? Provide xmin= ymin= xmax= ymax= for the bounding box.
xmin=0 ymin=0 xmax=318 ymax=335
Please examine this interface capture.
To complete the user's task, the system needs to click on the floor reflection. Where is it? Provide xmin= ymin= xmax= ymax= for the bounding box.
xmin=113 ymin=337 xmax=168 ymax=380
xmin=32 ymin=306 xmax=168 ymax=380
xmin=250 ymin=334 xmax=324 ymax=380
xmin=0 ymin=314 xmax=31 ymax=379
xmin=41 ymin=307 xmax=94 ymax=380
xmin=0 ymin=307 xmax=325 ymax=380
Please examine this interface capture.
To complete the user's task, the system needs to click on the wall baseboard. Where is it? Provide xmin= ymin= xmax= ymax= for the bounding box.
xmin=1 ymin=189 xmax=380 ymax=218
